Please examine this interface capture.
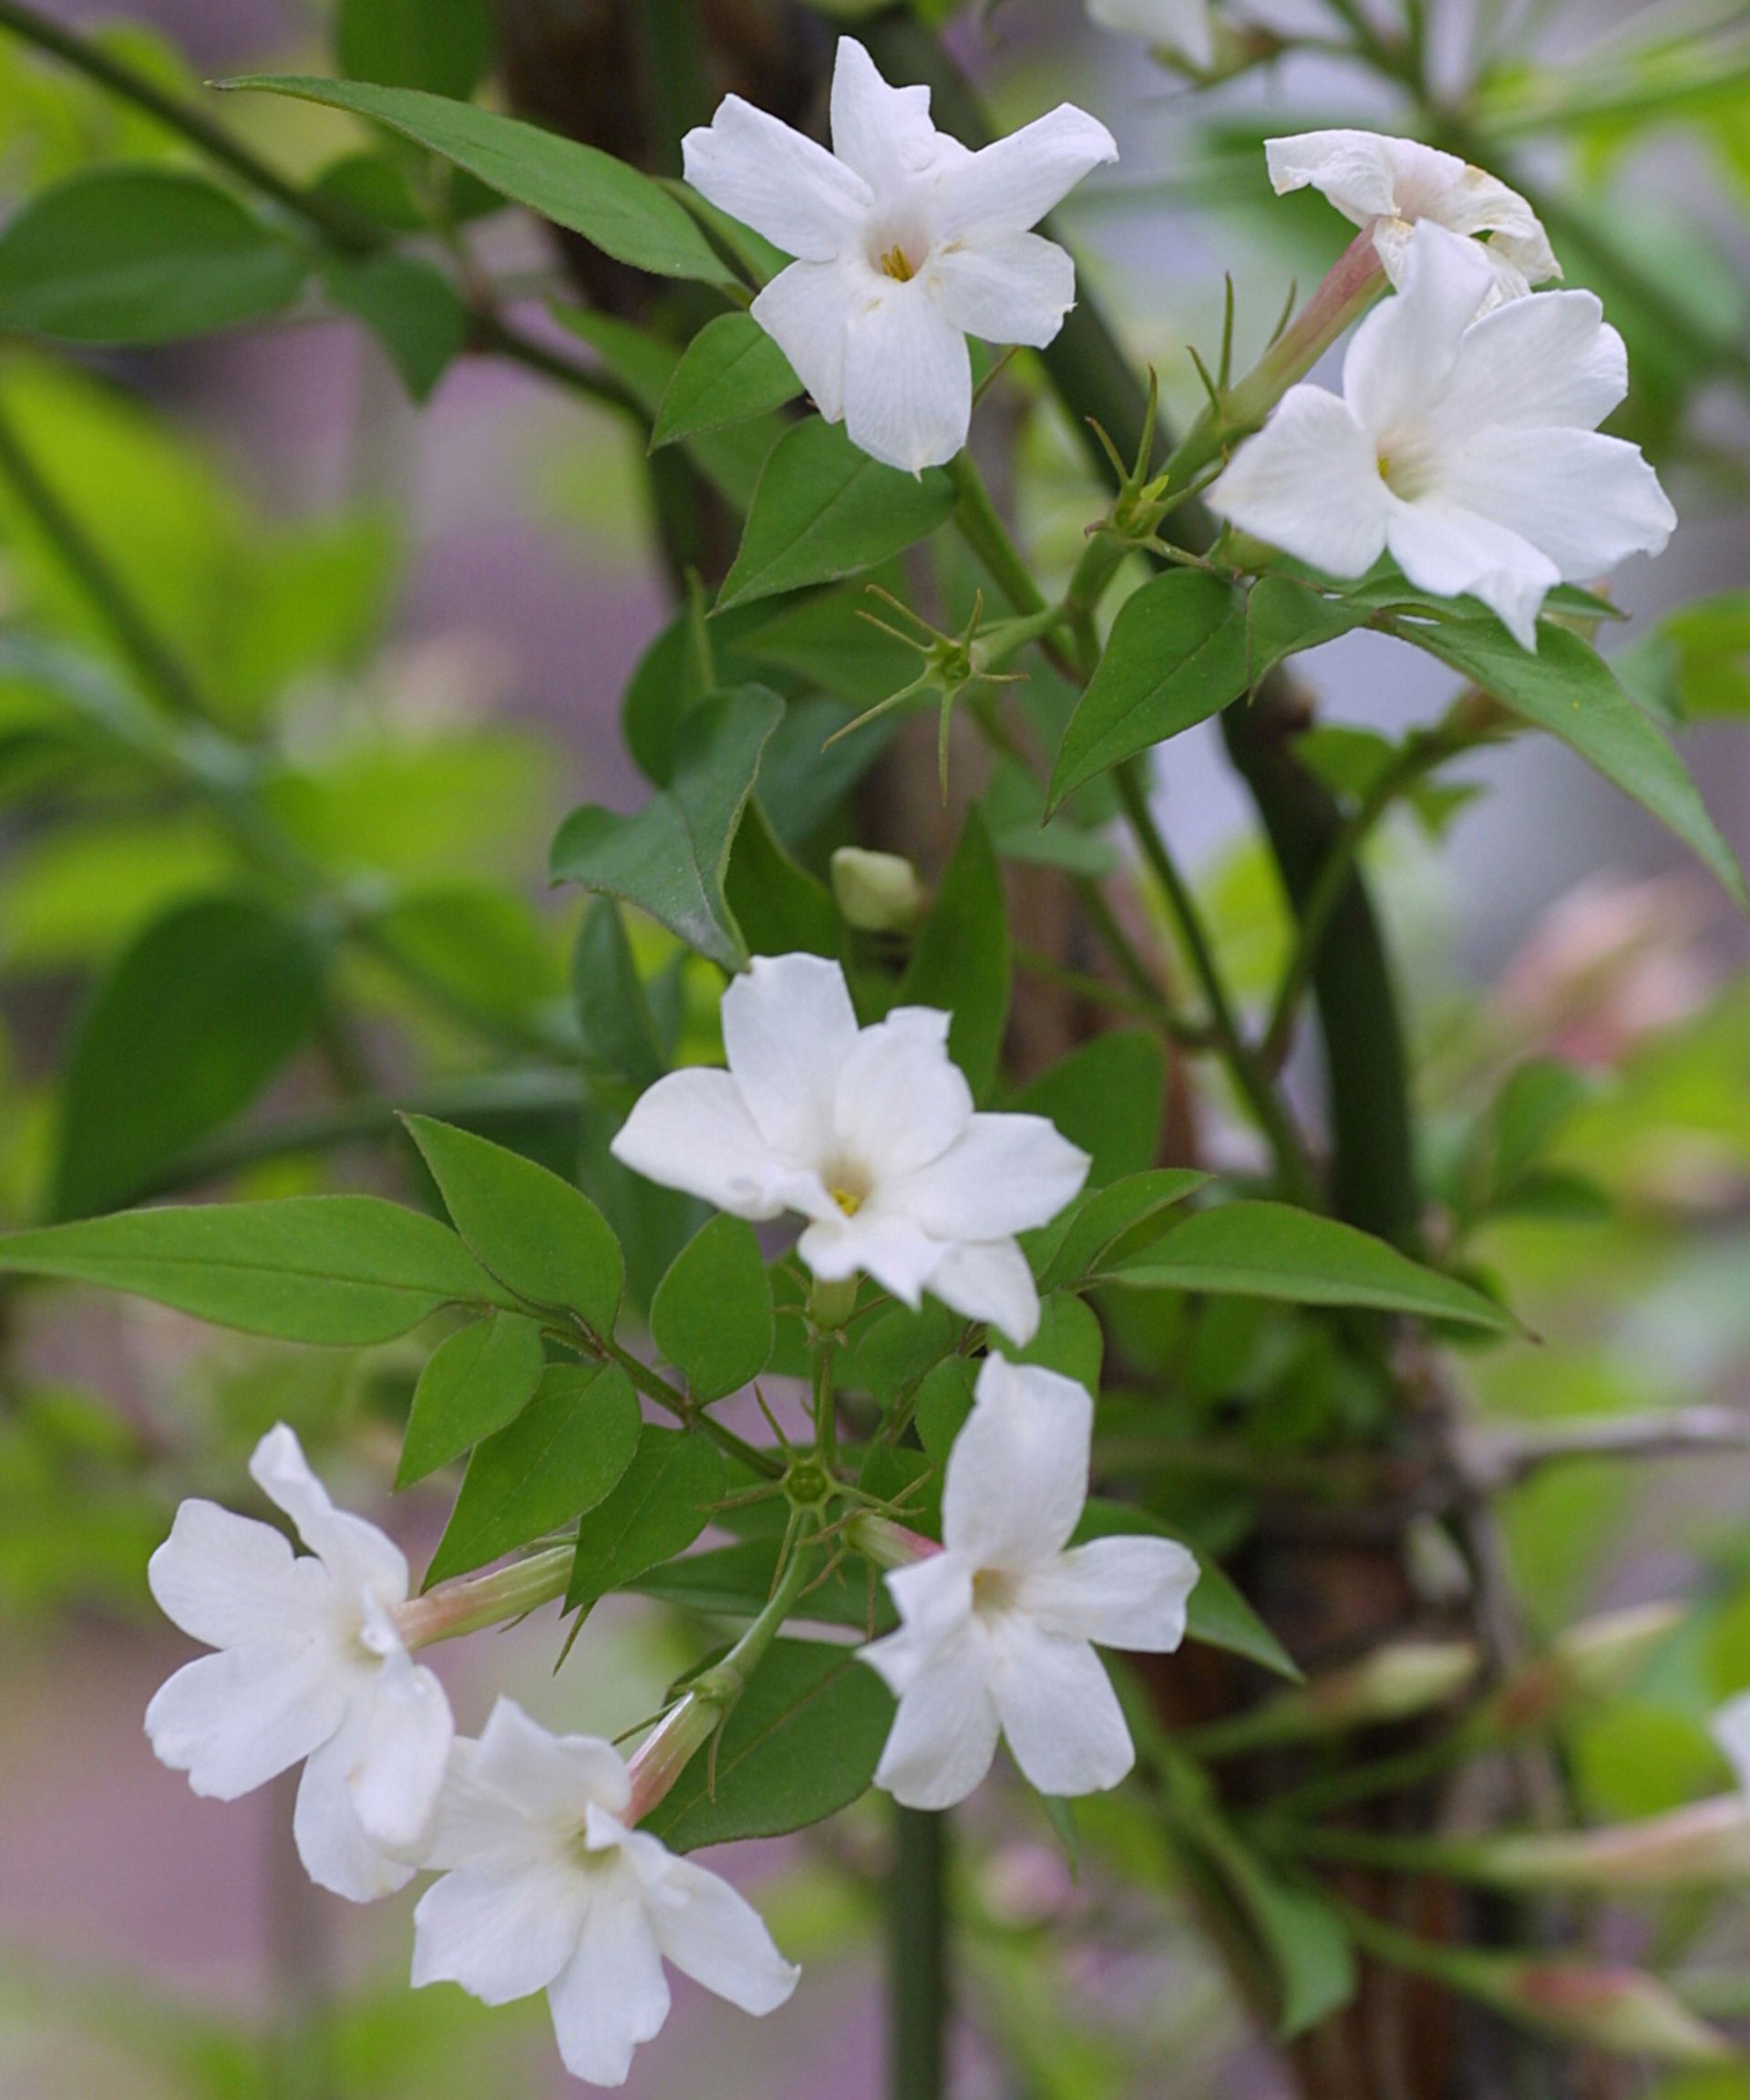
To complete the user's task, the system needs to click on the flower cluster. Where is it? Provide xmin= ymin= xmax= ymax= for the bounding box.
xmin=1210 ymin=137 xmax=1674 ymax=645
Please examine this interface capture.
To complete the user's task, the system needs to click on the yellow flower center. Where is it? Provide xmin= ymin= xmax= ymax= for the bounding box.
xmin=832 ymin=1186 xmax=864 ymax=1217
xmin=972 ymin=1567 xmax=1019 ymax=1613
xmin=880 ymin=244 xmax=916 ymax=283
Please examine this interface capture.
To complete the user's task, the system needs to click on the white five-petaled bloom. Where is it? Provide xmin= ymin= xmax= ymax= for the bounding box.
xmin=610 ymin=952 xmax=1089 ymax=1348
xmin=411 ymin=1699 xmax=798 ymax=2088
xmin=1209 ymin=219 xmax=1677 ymax=649
xmin=1087 ymin=0 xmax=1216 ymax=69
xmin=146 ymin=1425 xmax=453 ymax=1901
xmin=1267 ymin=129 xmax=1560 ymax=312
xmin=860 ymin=1355 xmax=1199 ymax=1808
xmin=682 ymin=36 xmax=1117 ymax=473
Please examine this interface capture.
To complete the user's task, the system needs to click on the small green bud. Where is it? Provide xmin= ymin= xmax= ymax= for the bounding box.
xmin=1462 ymin=1796 xmax=1750 ymax=1894
xmin=1193 ymin=1639 xmax=1477 ymax=1756
xmin=831 ymin=847 xmax=928 ymax=934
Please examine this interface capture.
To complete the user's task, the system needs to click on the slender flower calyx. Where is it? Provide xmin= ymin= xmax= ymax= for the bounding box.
xmin=860 ymin=1354 xmax=1198 ymax=1808
xmin=145 ymin=1425 xmax=453 ymax=1902
xmin=412 ymin=1699 xmax=798 ymax=2088
xmin=610 ymin=953 xmax=1090 ymax=1346
xmin=1209 ymin=220 xmax=1676 ymax=649
xmin=682 ymin=36 xmax=1117 ymax=473
xmin=1087 ymin=0 xmax=1217 ymax=70
xmin=1267 ymin=129 xmax=1560 ymax=312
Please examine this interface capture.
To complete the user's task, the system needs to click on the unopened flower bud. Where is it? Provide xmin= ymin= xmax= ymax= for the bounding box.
xmin=832 ymin=847 xmax=928 ymax=934
xmin=1486 ymin=1601 xmax=1683 ymax=1735
xmin=1463 ymin=1796 xmax=1750 ymax=1894
xmin=1497 ymin=1960 xmax=1734 ymax=2064
xmin=1195 ymin=1640 xmax=1477 ymax=1755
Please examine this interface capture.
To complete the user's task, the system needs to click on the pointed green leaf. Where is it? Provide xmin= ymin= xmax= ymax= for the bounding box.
xmin=1107 ymin=1200 xmax=1518 ymax=1332
xmin=404 ymin=1116 xmax=623 ymax=1333
xmin=335 ymin=0 xmax=491 ymax=98
xmin=397 ymin=1310 xmax=547 ymax=1487
xmin=321 ymin=250 xmax=468 ymax=401
xmin=653 ymin=312 xmax=800 ymax=448
xmin=1026 ymin=1168 xmax=1210 ymax=1290
xmin=229 ymin=76 xmax=726 ymax=282
xmin=1010 ymin=1032 xmax=1165 ymax=1189
xmin=566 ymin=1424 xmax=726 ymax=1609
xmin=550 ymin=686 xmax=784 ymax=971
xmin=650 ymin=1214 xmax=774 ymax=1404
xmin=0 ymin=1198 xmax=510 ymax=1344
xmin=717 ymin=418 xmax=955 ymax=611
xmin=898 ymin=806 xmax=1010 ymax=1099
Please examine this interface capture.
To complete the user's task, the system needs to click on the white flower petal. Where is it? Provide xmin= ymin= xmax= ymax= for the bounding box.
xmin=1343 ymin=221 xmax=1499 ymax=437
xmin=841 ymin=277 xmax=973 ymax=473
xmin=546 ymin=1880 xmax=672 ymax=2088
xmin=613 ymin=1823 xmax=800 ymax=2015
xmin=611 ymin=1067 xmax=822 ymax=1220
xmin=294 ymin=1724 xmax=417 ymax=1900
xmin=798 ymin=1206 xmax=942 ymax=1306
xmin=831 ymin=1006 xmax=971 ymax=1180
xmin=1208 ymin=385 xmax=1390 ymax=576
xmin=1438 ymin=427 xmax=1674 ymax=581
xmin=148 ymin=1499 xmax=330 ymax=1650
xmin=751 ymin=261 xmax=850 ymax=420
xmin=681 ymin=96 xmax=870 ymax=263
xmin=1267 ymin=129 xmax=1413 ymax=222
xmin=928 ymin=230 xmax=1076 ymax=349
xmin=875 ymin=1550 xmax=976 ymax=1679
xmin=989 ymin=1622 xmax=1134 ymax=1796
xmin=248 ymin=1425 xmax=408 ymax=1603
xmin=870 ymin=1625 xmax=1002 ymax=1808
xmin=347 ymin=1655 xmax=453 ymax=1851
xmin=722 ymin=952 xmax=860 ymax=1163
xmin=473 ymin=1698 xmax=631 ymax=1825
xmin=829 ymin=36 xmax=940 ymax=195
xmin=932 ymin=105 xmax=1118 ymax=243
xmin=1019 ymin=1535 xmax=1199 ymax=1651
xmin=1385 ymin=498 xmax=1558 ymax=648
xmin=942 ymin=1355 xmax=1092 ymax=1567
xmin=927 ymin=1238 xmax=1041 ymax=1347
xmin=1088 ymin=0 xmax=1216 ymax=67
xmin=146 ymin=1641 xmax=344 ymax=1801
xmin=412 ymin=1858 xmax=585 ymax=2005
xmin=886 ymin=1111 xmax=1090 ymax=1242
xmin=1434 ymin=287 xmax=1627 ymax=433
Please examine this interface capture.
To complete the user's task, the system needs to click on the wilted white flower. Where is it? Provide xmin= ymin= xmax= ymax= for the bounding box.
xmin=611 ymin=952 xmax=1089 ymax=1347
xmin=1209 ymin=220 xmax=1676 ymax=648
xmin=860 ymin=1355 xmax=1198 ymax=1808
xmin=1267 ymin=129 xmax=1559 ymax=310
xmin=412 ymin=1699 xmax=798 ymax=2088
xmin=1088 ymin=0 xmax=1216 ymax=69
xmin=682 ymin=36 xmax=1117 ymax=472
xmin=146 ymin=1425 xmax=452 ymax=1901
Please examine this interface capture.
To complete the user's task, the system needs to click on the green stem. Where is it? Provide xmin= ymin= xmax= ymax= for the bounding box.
xmin=812 ymin=1332 xmax=839 ymax=1471
xmin=601 ymin=1336 xmax=782 ymax=1480
xmin=0 ymin=398 xmax=213 ymax=721
xmin=943 ymin=450 xmax=1048 ymax=617
xmin=890 ymin=1807 xmax=950 ymax=2100
xmin=1114 ymin=764 xmax=1316 ymax=1203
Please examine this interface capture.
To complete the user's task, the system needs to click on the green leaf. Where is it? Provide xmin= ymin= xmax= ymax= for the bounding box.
xmin=335 ymin=0 xmax=491 ymax=98
xmin=914 ymin=1354 xmax=977 ymax=1462
xmin=403 ymin=1116 xmax=624 ymax=1333
xmin=397 ymin=1310 xmax=546 ymax=1486
xmin=1026 ymin=1168 xmax=1210 ymax=1290
xmin=551 ymin=686 xmax=783 ymax=972
xmin=899 ymin=805 xmax=1010 ymax=1098
xmin=723 ymin=798 xmax=841 ymax=960
xmin=653 ymin=312 xmax=800 ymax=449
xmin=631 ymin=1538 xmax=885 ymax=1631
xmin=1010 ymin=1032 xmax=1164 ymax=1188
xmin=230 ymin=77 xmax=726 ymax=283
xmin=1392 ymin=612 xmax=1747 ymax=908
xmin=717 ymin=418 xmax=956 ymax=611
xmin=1107 ymin=1200 xmax=1519 ymax=1332
xmin=650 ymin=1215 xmax=774 ymax=1404
xmin=642 ymin=1639 xmax=894 ymax=1851
xmin=320 ymin=251 xmax=468 ymax=401
xmin=1187 ymin=1817 xmax=1354 ymax=2035
xmin=0 ymin=168 xmax=306 ymax=344
xmin=426 ymin=1361 xmax=641 ymax=1583
xmin=1010 ymin=1292 xmax=1104 ymax=1388
xmin=571 ymin=902 xmax=665 ymax=1094
xmin=1048 ymin=571 xmax=1243 ymax=810
xmin=565 ymin=1424 xmax=726 ymax=1610
xmin=53 ymin=895 xmax=326 ymax=1219
xmin=0 ymin=1197 xmax=510 ymax=1344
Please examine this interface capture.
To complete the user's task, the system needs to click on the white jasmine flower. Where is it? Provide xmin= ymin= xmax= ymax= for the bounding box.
xmin=411 ymin=1699 xmax=798 ymax=2088
xmin=1266 ymin=129 xmax=1559 ymax=312
xmin=1088 ymin=0 xmax=1216 ymax=69
xmin=610 ymin=952 xmax=1089 ymax=1347
xmin=146 ymin=1425 xmax=452 ymax=1902
xmin=1209 ymin=220 xmax=1676 ymax=649
xmin=682 ymin=36 xmax=1117 ymax=473
xmin=860 ymin=1355 xmax=1198 ymax=1808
